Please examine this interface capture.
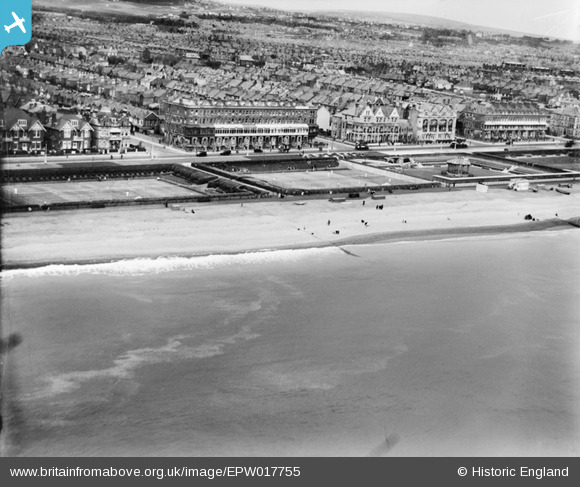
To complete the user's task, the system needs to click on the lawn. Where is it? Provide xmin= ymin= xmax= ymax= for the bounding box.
xmin=2 ymin=179 xmax=203 ymax=207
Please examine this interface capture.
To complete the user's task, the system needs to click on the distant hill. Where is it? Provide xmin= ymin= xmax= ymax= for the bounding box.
xmin=314 ymin=10 xmax=536 ymax=38
xmin=36 ymin=0 xmax=556 ymax=40
xmin=232 ymin=2 xmax=550 ymax=39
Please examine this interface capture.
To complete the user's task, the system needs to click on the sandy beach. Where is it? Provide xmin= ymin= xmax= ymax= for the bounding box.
xmin=1 ymin=187 xmax=579 ymax=269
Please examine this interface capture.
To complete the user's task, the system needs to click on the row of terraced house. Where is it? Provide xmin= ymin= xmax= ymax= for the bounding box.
xmin=0 ymin=107 xmax=131 ymax=155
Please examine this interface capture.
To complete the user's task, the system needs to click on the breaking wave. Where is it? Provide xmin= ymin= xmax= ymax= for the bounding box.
xmin=2 ymin=247 xmax=340 ymax=280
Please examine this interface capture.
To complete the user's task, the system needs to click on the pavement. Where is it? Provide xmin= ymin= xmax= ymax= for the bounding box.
xmin=1 ymin=139 xmax=570 ymax=170
xmin=129 ymin=133 xmax=190 ymax=157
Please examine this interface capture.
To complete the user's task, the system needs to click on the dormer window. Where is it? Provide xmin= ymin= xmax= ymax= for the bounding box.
xmin=17 ymin=119 xmax=27 ymax=127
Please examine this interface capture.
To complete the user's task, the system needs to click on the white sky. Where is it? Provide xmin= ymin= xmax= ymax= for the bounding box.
xmin=216 ymin=0 xmax=580 ymax=41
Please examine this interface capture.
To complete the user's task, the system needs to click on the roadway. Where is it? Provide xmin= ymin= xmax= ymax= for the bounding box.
xmin=1 ymin=137 xmax=571 ymax=170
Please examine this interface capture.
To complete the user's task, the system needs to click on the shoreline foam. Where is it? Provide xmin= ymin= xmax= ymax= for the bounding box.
xmin=2 ymin=218 xmax=576 ymax=274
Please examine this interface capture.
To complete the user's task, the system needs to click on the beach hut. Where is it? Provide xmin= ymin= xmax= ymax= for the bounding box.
xmin=446 ymin=157 xmax=471 ymax=176
xmin=507 ymin=179 xmax=529 ymax=191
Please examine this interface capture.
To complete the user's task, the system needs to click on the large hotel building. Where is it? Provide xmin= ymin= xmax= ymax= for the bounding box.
xmin=162 ymin=99 xmax=318 ymax=150
xmin=459 ymin=102 xmax=548 ymax=142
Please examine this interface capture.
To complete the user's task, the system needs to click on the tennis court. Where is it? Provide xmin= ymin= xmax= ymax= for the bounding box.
xmin=2 ymin=178 xmax=204 ymax=207
xmin=245 ymin=162 xmax=427 ymax=190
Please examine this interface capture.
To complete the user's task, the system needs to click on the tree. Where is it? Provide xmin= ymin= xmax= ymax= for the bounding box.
xmin=108 ymin=56 xmax=125 ymax=66
xmin=142 ymin=48 xmax=152 ymax=63
xmin=206 ymin=60 xmax=221 ymax=69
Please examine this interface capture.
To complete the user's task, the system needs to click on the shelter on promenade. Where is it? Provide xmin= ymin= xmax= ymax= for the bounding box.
xmin=447 ymin=157 xmax=471 ymax=176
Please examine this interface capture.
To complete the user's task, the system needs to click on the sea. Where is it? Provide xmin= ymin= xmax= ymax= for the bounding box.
xmin=1 ymin=230 xmax=579 ymax=457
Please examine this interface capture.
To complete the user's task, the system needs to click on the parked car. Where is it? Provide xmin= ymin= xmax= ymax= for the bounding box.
xmin=564 ymin=140 xmax=575 ymax=148
xmin=450 ymin=142 xmax=468 ymax=149
xmin=253 ymin=148 xmax=263 ymax=153
xmin=196 ymin=151 xmax=207 ymax=157
xmin=355 ymin=144 xmax=369 ymax=150
xmin=220 ymin=149 xmax=232 ymax=156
